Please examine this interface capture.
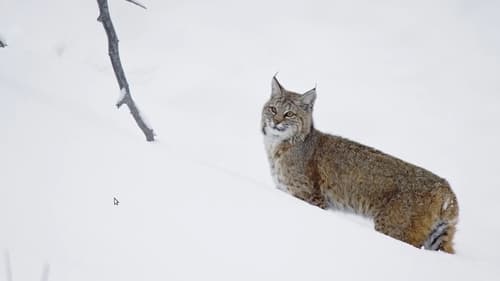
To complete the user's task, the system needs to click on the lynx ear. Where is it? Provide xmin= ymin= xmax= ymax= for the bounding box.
xmin=301 ymin=87 xmax=316 ymax=110
xmin=271 ymin=75 xmax=284 ymax=97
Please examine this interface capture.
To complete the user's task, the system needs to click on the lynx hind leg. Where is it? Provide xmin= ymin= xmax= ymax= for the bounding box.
xmin=375 ymin=187 xmax=458 ymax=254
xmin=374 ymin=191 xmax=434 ymax=249
xmin=374 ymin=191 xmax=444 ymax=250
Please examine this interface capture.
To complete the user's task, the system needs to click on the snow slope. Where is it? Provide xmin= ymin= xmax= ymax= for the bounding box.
xmin=1 ymin=0 xmax=499 ymax=280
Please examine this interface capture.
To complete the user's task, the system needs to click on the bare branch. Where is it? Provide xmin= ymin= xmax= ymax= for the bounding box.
xmin=124 ymin=0 xmax=147 ymax=9
xmin=40 ymin=264 xmax=50 ymax=281
xmin=97 ymin=0 xmax=155 ymax=141
xmin=4 ymin=250 xmax=13 ymax=281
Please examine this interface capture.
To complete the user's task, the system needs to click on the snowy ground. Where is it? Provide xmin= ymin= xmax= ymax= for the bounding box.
xmin=1 ymin=0 xmax=499 ymax=280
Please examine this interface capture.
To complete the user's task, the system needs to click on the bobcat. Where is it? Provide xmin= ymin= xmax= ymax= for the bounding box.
xmin=261 ymin=76 xmax=459 ymax=253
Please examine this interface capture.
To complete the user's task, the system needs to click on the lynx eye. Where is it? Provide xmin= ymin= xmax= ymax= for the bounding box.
xmin=284 ymin=111 xmax=296 ymax=118
xmin=269 ymin=106 xmax=277 ymax=114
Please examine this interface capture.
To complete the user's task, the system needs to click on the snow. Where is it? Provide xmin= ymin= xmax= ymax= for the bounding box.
xmin=1 ymin=0 xmax=500 ymax=280
xmin=117 ymin=88 xmax=127 ymax=105
xmin=0 ymin=33 xmax=6 ymax=47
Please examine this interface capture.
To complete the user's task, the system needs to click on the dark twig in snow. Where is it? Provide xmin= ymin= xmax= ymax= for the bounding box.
xmin=40 ymin=264 xmax=50 ymax=281
xmin=0 ymin=40 xmax=6 ymax=48
xmin=4 ymin=251 xmax=13 ymax=281
xmin=97 ymin=0 xmax=155 ymax=141
xmin=125 ymin=0 xmax=147 ymax=9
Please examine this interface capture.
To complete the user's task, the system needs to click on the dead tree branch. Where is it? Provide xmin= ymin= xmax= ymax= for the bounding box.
xmin=125 ymin=0 xmax=147 ymax=9
xmin=40 ymin=264 xmax=50 ymax=281
xmin=4 ymin=251 xmax=13 ymax=281
xmin=97 ymin=0 xmax=155 ymax=141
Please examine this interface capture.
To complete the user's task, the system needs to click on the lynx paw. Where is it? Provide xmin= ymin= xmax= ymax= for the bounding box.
xmin=293 ymin=191 xmax=328 ymax=210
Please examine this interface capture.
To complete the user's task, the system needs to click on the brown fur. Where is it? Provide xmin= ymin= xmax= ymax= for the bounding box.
xmin=262 ymin=76 xmax=459 ymax=253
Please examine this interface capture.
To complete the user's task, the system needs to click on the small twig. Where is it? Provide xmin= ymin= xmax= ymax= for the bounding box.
xmin=40 ymin=264 xmax=50 ymax=281
xmin=4 ymin=250 xmax=13 ymax=281
xmin=97 ymin=0 xmax=155 ymax=141
xmin=0 ymin=40 xmax=7 ymax=48
xmin=124 ymin=0 xmax=147 ymax=9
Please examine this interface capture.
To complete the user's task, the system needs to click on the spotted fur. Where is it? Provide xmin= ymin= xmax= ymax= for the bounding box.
xmin=261 ymin=76 xmax=459 ymax=253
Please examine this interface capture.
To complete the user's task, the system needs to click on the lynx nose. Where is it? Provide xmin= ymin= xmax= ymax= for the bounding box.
xmin=273 ymin=115 xmax=284 ymax=125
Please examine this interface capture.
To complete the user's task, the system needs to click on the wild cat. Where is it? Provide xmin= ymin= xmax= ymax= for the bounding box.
xmin=261 ymin=76 xmax=459 ymax=253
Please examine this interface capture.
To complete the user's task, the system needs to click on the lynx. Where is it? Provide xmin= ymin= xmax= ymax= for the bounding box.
xmin=261 ymin=76 xmax=459 ymax=253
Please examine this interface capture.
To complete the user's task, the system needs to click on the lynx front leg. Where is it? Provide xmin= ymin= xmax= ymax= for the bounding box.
xmin=293 ymin=190 xmax=328 ymax=210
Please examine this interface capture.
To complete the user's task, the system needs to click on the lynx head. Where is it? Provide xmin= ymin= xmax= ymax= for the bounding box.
xmin=261 ymin=76 xmax=316 ymax=143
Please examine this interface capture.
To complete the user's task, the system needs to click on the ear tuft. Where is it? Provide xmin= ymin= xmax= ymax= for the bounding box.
xmin=271 ymin=75 xmax=284 ymax=97
xmin=302 ymin=87 xmax=316 ymax=109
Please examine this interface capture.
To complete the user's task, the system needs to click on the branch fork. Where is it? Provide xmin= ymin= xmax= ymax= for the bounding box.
xmin=97 ymin=0 xmax=155 ymax=141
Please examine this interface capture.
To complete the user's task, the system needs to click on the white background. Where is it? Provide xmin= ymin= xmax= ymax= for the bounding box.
xmin=1 ymin=0 xmax=499 ymax=280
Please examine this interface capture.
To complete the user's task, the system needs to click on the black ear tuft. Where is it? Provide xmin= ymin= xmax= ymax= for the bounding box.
xmin=271 ymin=75 xmax=284 ymax=97
xmin=301 ymin=88 xmax=316 ymax=111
